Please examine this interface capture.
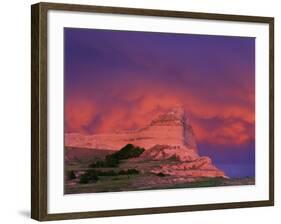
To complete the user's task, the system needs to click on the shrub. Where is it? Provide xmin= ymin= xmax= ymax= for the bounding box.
xmin=104 ymin=156 xmax=120 ymax=167
xmin=79 ymin=170 xmax=99 ymax=184
xmin=109 ymin=144 xmax=145 ymax=160
xmin=79 ymin=168 xmax=140 ymax=184
xmin=89 ymin=144 xmax=144 ymax=169
xmin=89 ymin=160 xmax=106 ymax=168
xmin=90 ymin=156 xmax=119 ymax=168
xmin=156 ymin=172 xmax=166 ymax=177
xmin=96 ymin=170 xmax=118 ymax=176
xmin=79 ymin=174 xmax=90 ymax=184
xmin=66 ymin=170 xmax=76 ymax=180
xmin=118 ymin=168 xmax=139 ymax=175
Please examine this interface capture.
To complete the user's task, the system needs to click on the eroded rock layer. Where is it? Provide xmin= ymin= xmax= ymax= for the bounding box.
xmin=65 ymin=106 xmax=197 ymax=151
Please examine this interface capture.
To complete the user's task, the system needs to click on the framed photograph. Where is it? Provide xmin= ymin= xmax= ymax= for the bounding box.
xmin=31 ymin=2 xmax=274 ymax=221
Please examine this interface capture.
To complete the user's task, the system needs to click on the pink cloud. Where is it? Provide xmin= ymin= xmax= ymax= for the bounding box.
xmin=65 ymin=80 xmax=254 ymax=147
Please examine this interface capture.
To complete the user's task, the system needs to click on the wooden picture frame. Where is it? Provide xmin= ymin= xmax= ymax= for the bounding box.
xmin=31 ymin=2 xmax=274 ymax=221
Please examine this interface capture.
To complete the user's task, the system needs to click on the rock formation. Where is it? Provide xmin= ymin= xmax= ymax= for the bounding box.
xmin=65 ymin=106 xmax=227 ymax=179
xmin=65 ymin=106 xmax=197 ymax=151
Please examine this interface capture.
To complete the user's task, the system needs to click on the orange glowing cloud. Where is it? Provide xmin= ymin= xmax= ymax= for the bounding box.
xmin=65 ymin=98 xmax=97 ymax=133
xmin=65 ymin=81 xmax=254 ymax=147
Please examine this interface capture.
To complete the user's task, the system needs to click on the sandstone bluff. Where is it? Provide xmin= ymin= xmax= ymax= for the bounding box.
xmin=66 ymin=106 xmax=197 ymax=151
xmin=65 ymin=106 xmax=227 ymax=180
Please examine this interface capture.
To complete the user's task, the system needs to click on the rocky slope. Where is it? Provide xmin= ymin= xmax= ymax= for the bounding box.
xmin=136 ymin=144 xmax=227 ymax=179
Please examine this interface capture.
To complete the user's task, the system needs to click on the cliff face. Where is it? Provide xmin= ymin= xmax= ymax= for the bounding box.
xmin=65 ymin=106 xmax=198 ymax=152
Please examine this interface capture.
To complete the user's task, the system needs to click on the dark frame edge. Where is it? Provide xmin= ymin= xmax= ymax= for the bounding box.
xmin=31 ymin=3 xmax=40 ymax=220
xmin=31 ymin=2 xmax=274 ymax=221
xmin=269 ymin=18 xmax=274 ymax=205
xmin=31 ymin=3 xmax=48 ymax=221
xmin=37 ymin=2 xmax=274 ymax=23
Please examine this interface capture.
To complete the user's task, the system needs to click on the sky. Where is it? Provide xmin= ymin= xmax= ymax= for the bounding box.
xmin=64 ymin=28 xmax=255 ymax=178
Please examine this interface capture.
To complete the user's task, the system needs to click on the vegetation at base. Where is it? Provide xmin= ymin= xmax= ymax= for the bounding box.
xmin=108 ymin=144 xmax=145 ymax=160
xmin=80 ymin=144 xmax=144 ymax=184
xmin=79 ymin=171 xmax=99 ymax=184
xmin=79 ymin=169 xmax=139 ymax=184
xmin=118 ymin=168 xmax=139 ymax=175
xmin=155 ymin=172 xmax=166 ymax=177
xmin=173 ymin=177 xmax=225 ymax=188
xmin=89 ymin=144 xmax=144 ymax=168
xmin=66 ymin=170 xmax=76 ymax=180
xmin=90 ymin=156 xmax=120 ymax=168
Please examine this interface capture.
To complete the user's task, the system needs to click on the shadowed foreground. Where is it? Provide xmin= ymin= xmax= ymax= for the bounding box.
xmin=65 ymin=146 xmax=254 ymax=194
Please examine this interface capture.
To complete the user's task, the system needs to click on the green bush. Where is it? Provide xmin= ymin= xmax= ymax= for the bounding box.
xmin=156 ymin=172 xmax=166 ymax=177
xmin=79 ymin=170 xmax=99 ymax=184
xmin=96 ymin=170 xmax=118 ymax=176
xmin=118 ymin=168 xmax=139 ymax=175
xmin=79 ymin=168 xmax=140 ymax=184
xmin=89 ymin=160 xmax=106 ymax=168
xmin=108 ymin=144 xmax=145 ymax=160
xmin=104 ymin=156 xmax=120 ymax=167
xmin=89 ymin=144 xmax=144 ymax=168
xmin=66 ymin=170 xmax=76 ymax=180
xmin=79 ymin=174 xmax=90 ymax=184
xmin=90 ymin=156 xmax=119 ymax=168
